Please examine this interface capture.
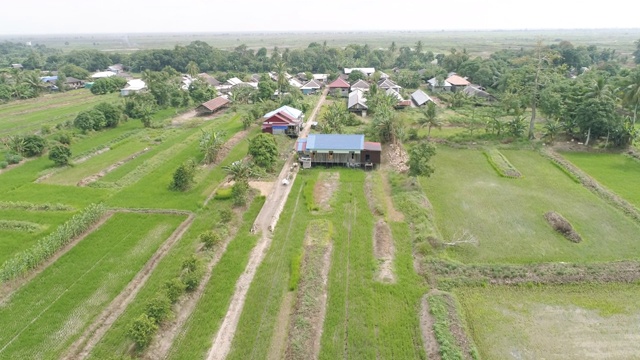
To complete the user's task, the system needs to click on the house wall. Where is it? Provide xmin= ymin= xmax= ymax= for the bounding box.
xmin=361 ymin=150 xmax=381 ymax=164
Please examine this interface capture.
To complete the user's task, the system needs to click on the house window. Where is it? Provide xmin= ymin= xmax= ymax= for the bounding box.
xmin=365 ymin=154 xmax=371 ymax=162
xmin=351 ymin=152 xmax=355 ymax=159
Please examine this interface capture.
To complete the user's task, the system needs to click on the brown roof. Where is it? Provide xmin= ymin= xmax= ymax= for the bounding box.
xmin=199 ymin=96 xmax=230 ymax=111
xmin=364 ymin=141 xmax=382 ymax=151
xmin=328 ymin=78 xmax=350 ymax=88
xmin=445 ymin=74 xmax=470 ymax=86
xmin=198 ymin=73 xmax=220 ymax=86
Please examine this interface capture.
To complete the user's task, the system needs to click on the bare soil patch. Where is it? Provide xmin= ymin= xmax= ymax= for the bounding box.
xmin=364 ymin=173 xmax=384 ymax=216
xmin=62 ymin=213 xmax=194 ymax=360
xmin=313 ymin=172 xmax=340 ymax=211
xmin=419 ymin=294 xmax=441 ymax=360
xmin=74 ymin=147 xmax=111 ymax=164
xmin=214 ymin=129 xmax=249 ymax=164
xmin=285 ymin=220 xmax=333 ymax=360
xmin=544 ymin=211 xmax=582 ymax=243
xmin=77 ymin=147 xmax=151 ymax=187
xmin=249 ymin=181 xmax=274 ymax=197
xmin=373 ymin=220 xmax=396 ymax=283
xmin=382 ymin=143 xmax=409 ymax=173
xmin=380 ymin=171 xmax=404 ymax=222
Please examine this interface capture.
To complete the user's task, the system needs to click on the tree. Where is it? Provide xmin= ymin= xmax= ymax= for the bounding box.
xmin=248 ymin=133 xmax=278 ymax=170
xmin=170 ymin=160 xmax=197 ymax=191
xmin=48 ymin=143 xmax=71 ymax=166
xmin=417 ymin=102 xmax=442 ymax=138
xmin=186 ymin=61 xmax=200 ymax=78
xmin=128 ymin=314 xmax=157 ymax=349
xmin=74 ymin=109 xmax=106 ymax=132
xmin=242 ymin=115 xmax=253 ymax=130
xmin=620 ymin=67 xmax=640 ymax=126
xmin=199 ymin=130 xmax=226 ymax=164
xmin=274 ymin=59 xmax=288 ymax=98
xmin=542 ymin=120 xmax=561 ymax=143
xmin=633 ymin=39 xmax=640 ymax=65
xmin=347 ymin=70 xmax=366 ymax=83
xmin=223 ymin=160 xmax=254 ymax=206
xmin=408 ymin=142 xmax=436 ymax=177
xmin=94 ymin=102 xmax=123 ymax=128
xmin=20 ymin=135 xmax=47 ymax=157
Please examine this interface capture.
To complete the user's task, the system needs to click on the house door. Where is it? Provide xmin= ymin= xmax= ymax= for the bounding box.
xmin=365 ymin=154 xmax=371 ymax=162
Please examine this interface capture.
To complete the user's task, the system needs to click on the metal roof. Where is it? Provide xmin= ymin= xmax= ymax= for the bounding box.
xmin=306 ymin=134 xmax=365 ymax=151
xmin=264 ymin=105 xmax=304 ymax=120
xmin=348 ymin=89 xmax=368 ymax=109
xmin=411 ymin=89 xmax=432 ymax=106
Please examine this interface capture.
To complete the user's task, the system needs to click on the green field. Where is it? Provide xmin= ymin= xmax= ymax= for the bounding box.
xmin=420 ymin=147 xmax=640 ymax=264
xmin=0 ymin=212 xmax=184 ymax=359
xmin=561 ymin=152 xmax=640 ymax=208
xmin=455 ymin=284 xmax=640 ymax=359
xmin=0 ymin=90 xmax=120 ymax=136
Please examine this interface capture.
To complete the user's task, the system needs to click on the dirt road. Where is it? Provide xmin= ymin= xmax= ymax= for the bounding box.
xmin=205 ymin=89 xmax=327 ymax=360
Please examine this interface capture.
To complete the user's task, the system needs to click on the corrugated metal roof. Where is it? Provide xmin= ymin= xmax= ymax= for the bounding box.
xmin=411 ymin=89 xmax=432 ymax=106
xmin=328 ymin=78 xmax=350 ymax=88
xmin=350 ymin=79 xmax=370 ymax=90
xmin=445 ymin=74 xmax=470 ymax=86
xmin=199 ymin=96 xmax=230 ymax=111
xmin=264 ymin=105 xmax=303 ymax=120
xmin=307 ymin=134 xmax=364 ymax=151
xmin=296 ymin=138 xmax=307 ymax=152
xmin=348 ymin=89 xmax=368 ymax=109
xmin=364 ymin=141 xmax=382 ymax=151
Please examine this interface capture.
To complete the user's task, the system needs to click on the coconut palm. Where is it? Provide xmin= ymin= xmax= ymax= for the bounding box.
xmin=273 ymin=59 xmax=288 ymax=99
xmin=223 ymin=160 xmax=254 ymax=182
xmin=417 ymin=102 xmax=442 ymax=138
xmin=620 ymin=68 xmax=640 ymax=126
xmin=186 ymin=61 xmax=200 ymax=78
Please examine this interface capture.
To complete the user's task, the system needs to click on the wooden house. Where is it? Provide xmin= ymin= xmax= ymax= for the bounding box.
xmin=301 ymin=79 xmax=322 ymax=95
xmin=262 ymin=110 xmax=302 ymax=136
xmin=296 ymin=134 xmax=381 ymax=169
xmin=411 ymin=89 xmax=433 ymax=107
xmin=327 ymin=78 xmax=350 ymax=97
xmin=348 ymin=89 xmax=368 ymax=116
xmin=350 ymin=79 xmax=370 ymax=92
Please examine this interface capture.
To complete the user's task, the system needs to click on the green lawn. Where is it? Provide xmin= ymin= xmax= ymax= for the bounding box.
xmin=561 ymin=152 xmax=640 ymax=208
xmin=0 ymin=212 xmax=185 ymax=359
xmin=455 ymin=284 xmax=640 ymax=360
xmin=420 ymin=147 xmax=640 ymax=264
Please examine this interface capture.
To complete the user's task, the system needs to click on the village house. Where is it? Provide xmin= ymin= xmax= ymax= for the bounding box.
xmin=198 ymin=73 xmax=220 ymax=87
xmin=327 ymin=77 xmax=350 ymax=97
xmin=195 ymin=96 xmax=230 ymax=115
xmin=296 ymin=133 xmax=381 ymax=169
xmin=462 ymin=84 xmax=498 ymax=102
xmin=301 ymin=79 xmax=322 ymax=95
xmin=344 ymin=67 xmax=376 ymax=77
xmin=120 ymin=79 xmax=146 ymax=96
xmin=350 ymin=79 xmax=370 ymax=92
xmin=348 ymin=89 xmax=368 ymax=116
xmin=386 ymin=88 xmax=411 ymax=109
xmin=411 ymin=89 xmax=433 ymax=107
xmin=427 ymin=77 xmax=452 ymax=92
xmin=377 ymin=78 xmax=402 ymax=92
xmin=445 ymin=73 xmax=471 ymax=91
xmin=65 ymin=77 xmax=85 ymax=89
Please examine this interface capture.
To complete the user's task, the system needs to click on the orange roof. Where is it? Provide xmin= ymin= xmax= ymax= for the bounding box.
xmin=445 ymin=74 xmax=470 ymax=86
xmin=328 ymin=78 xmax=350 ymax=88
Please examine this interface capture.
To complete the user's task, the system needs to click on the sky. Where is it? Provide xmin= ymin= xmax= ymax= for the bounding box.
xmin=1 ymin=0 xmax=638 ymax=35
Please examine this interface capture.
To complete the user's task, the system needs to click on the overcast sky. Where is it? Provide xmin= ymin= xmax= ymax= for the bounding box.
xmin=1 ymin=0 xmax=638 ymax=34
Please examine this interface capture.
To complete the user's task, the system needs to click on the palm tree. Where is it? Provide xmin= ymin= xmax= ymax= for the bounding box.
xmin=22 ymin=71 xmax=46 ymax=96
xmin=273 ymin=59 xmax=288 ymax=99
xmin=223 ymin=160 xmax=254 ymax=183
xmin=417 ymin=102 xmax=442 ymax=138
xmin=186 ymin=61 xmax=200 ymax=78
xmin=620 ymin=68 xmax=640 ymax=126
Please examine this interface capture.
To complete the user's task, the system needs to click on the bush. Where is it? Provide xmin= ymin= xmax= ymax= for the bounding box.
xmin=21 ymin=135 xmax=47 ymax=157
xmin=74 ymin=109 xmax=106 ymax=132
xmin=94 ymin=102 xmax=124 ymax=128
xmin=5 ymin=153 xmax=22 ymax=164
xmin=0 ymin=161 xmax=7 ymax=169
xmin=48 ymin=142 xmax=72 ymax=166
xmin=170 ymin=160 xmax=197 ymax=191
xmin=218 ymin=208 xmax=233 ymax=224
xmin=214 ymin=187 xmax=233 ymax=200
xmin=248 ymin=133 xmax=278 ymax=170
xmin=145 ymin=294 xmax=172 ymax=323
xmin=164 ymin=278 xmax=186 ymax=304
xmin=199 ymin=230 xmax=222 ymax=249
xmin=54 ymin=132 xmax=72 ymax=145
xmin=180 ymin=255 xmax=203 ymax=292
xmin=128 ymin=314 xmax=158 ymax=349
xmin=91 ymin=77 xmax=127 ymax=95
xmin=231 ymin=180 xmax=249 ymax=206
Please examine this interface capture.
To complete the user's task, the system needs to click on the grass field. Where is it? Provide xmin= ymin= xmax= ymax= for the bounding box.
xmin=0 ymin=212 xmax=184 ymax=359
xmin=0 ymin=90 xmax=121 ymax=136
xmin=455 ymin=284 xmax=640 ymax=359
xmin=420 ymin=147 xmax=640 ymax=264
xmin=561 ymin=152 xmax=640 ymax=209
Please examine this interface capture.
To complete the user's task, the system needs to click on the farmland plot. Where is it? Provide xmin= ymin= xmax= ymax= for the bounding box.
xmin=420 ymin=148 xmax=640 ymax=264
xmin=561 ymin=152 xmax=640 ymax=208
xmin=0 ymin=212 xmax=184 ymax=359
xmin=455 ymin=284 xmax=640 ymax=360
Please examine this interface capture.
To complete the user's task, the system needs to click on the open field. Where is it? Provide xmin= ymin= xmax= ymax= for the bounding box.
xmin=455 ymin=284 xmax=640 ymax=360
xmin=0 ymin=212 xmax=184 ymax=359
xmin=0 ymin=90 xmax=120 ymax=137
xmin=3 ymin=29 xmax=640 ymax=56
xmin=420 ymin=147 xmax=640 ymax=264
xmin=561 ymin=152 xmax=640 ymax=208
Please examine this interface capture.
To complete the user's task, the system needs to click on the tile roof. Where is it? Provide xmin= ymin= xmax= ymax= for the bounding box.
xmin=328 ymin=78 xmax=351 ymax=88
xmin=445 ymin=74 xmax=470 ymax=86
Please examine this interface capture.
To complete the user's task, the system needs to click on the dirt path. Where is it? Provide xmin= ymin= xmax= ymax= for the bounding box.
xmin=373 ymin=220 xmax=396 ymax=283
xmin=379 ymin=171 xmax=404 ymax=222
xmin=204 ymin=89 xmax=327 ymax=360
xmin=420 ymin=294 xmax=442 ymax=360
xmin=0 ymin=212 xmax=114 ymax=303
xmin=77 ymin=147 xmax=151 ymax=186
xmin=62 ymin=213 xmax=194 ymax=360
xmin=267 ymin=292 xmax=293 ymax=360
xmin=170 ymin=110 xmax=197 ymax=126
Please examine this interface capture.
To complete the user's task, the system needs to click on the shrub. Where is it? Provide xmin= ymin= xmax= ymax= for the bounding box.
xmin=94 ymin=102 xmax=124 ymax=128
xmin=248 ymin=133 xmax=278 ymax=170
xmin=199 ymin=230 xmax=222 ymax=249
xmin=218 ymin=208 xmax=233 ymax=224
xmin=48 ymin=142 xmax=72 ymax=166
xmin=180 ymin=255 xmax=203 ymax=292
xmin=0 ymin=161 xmax=7 ymax=169
xmin=21 ymin=135 xmax=47 ymax=157
xmin=128 ymin=314 xmax=158 ymax=349
xmin=164 ymin=278 xmax=186 ymax=304
xmin=231 ymin=181 xmax=249 ymax=206
xmin=170 ymin=160 xmax=197 ymax=191
xmin=145 ymin=294 xmax=172 ymax=323
xmin=74 ymin=109 xmax=106 ymax=132
xmin=54 ymin=132 xmax=73 ymax=145
xmin=5 ymin=153 xmax=23 ymax=164
xmin=214 ymin=187 xmax=233 ymax=200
